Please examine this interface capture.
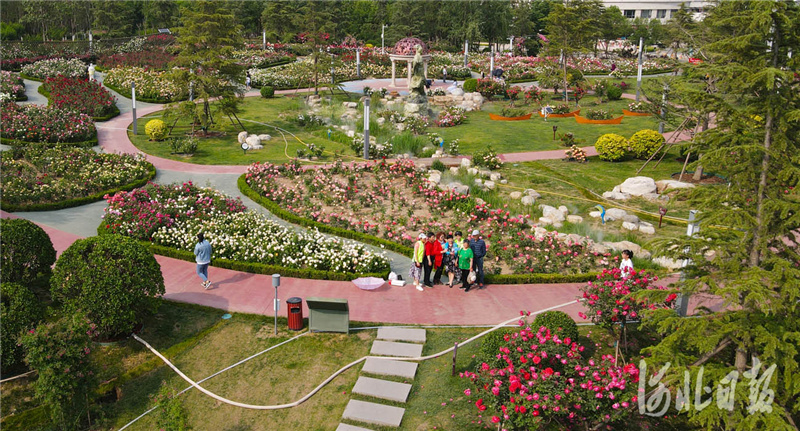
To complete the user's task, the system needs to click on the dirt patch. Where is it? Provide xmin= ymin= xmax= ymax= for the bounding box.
xmin=671 ymin=172 xmax=726 ymax=185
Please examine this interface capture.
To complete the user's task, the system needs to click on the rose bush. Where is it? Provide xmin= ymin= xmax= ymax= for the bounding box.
xmin=435 ymin=106 xmax=467 ymax=127
xmin=0 ymin=71 xmax=26 ymax=100
xmin=0 ymin=103 xmax=95 ymax=144
xmin=104 ymin=67 xmax=186 ymax=102
xmin=41 ymin=76 xmax=117 ymax=119
xmin=21 ymin=57 xmax=86 ymax=80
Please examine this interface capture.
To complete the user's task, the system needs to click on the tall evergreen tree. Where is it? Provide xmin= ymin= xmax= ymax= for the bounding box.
xmin=544 ymin=0 xmax=602 ymax=100
xmin=261 ymin=1 xmax=298 ymax=42
xmin=641 ymin=1 xmax=800 ymax=429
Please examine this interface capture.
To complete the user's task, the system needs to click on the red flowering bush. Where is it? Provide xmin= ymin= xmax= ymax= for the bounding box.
xmin=475 ymin=78 xmax=508 ymax=99
xmin=0 ymin=103 xmax=95 ymax=144
xmin=578 ymin=268 xmax=676 ymax=330
xmin=462 ymin=324 xmax=639 ymax=430
xmin=523 ymin=86 xmax=543 ymax=105
xmin=42 ymin=76 xmax=116 ymax=119
xmin=98 ymin=50 xmax=175 ymax=70
xmin=505 ymin=86 xmax=521 ymax=106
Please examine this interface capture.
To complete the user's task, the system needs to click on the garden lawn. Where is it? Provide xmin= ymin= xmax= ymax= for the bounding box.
xmin=436 ymin=95 xmax=666 ymax=155
xmin=129 ymin=95 xmax=360 ymax=165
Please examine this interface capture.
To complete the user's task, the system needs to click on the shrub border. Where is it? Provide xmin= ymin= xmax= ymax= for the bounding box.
xmin=103 ymin=81 xmax=185 ymax=104
xmin=0 ymin=135 xmax=98 ymax=149
xmin=37 ymin=83 xmax=121 ymax=121
xmin=1 ymin=162 xmax=156 ymax=212
xmin=239 ymin=174 xmax=601 ymax=285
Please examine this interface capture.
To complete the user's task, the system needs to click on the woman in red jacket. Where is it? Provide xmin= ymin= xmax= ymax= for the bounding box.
xmin=431 ymin=232 xmax=446 ymax=285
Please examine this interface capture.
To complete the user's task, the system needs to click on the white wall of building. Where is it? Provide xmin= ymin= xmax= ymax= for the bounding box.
xmin=602 ymin=0 xmax=710 ymax=23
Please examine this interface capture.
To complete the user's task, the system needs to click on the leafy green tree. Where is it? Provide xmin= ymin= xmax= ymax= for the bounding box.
xmin=173 ymin=0 xmax=244 ymax=134
xmin=261 ymin=0 xmax=298 ymax=42
xmin=1 ymin=282 xmax=43 ymax=371
xmin=50 ymin=235 xmax=165 ymax=338
xmin=293 ymin=0 xmax=336 ymax=94
xmin=642 ymin=1 xmax=800 ymax=429
xmin=630 ymin=17 xmax=666 ymax=47
xmin=0 ymin=218 xmax=56 ymax=284
xmin=92 ymin=0 xmax=143 ymax=37
xmin=598 ymin=6 xmax=631 ymax=57
xmin=664 ymin=3 xmax=699 ymax=58
xmin=142 ymin=0 xmax=179 ymax=33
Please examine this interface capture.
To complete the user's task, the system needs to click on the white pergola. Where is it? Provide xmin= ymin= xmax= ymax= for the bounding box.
xmin=388 ymin=37 xmax=431 ymax=89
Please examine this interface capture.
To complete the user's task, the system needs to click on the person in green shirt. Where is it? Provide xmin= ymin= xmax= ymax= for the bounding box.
xmin=457 ymin=239 xmax=474 ymax=292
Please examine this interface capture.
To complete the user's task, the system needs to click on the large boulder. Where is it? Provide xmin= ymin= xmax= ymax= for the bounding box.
xmin=524 ymin=189 xmax=541 ymax=199
xmin=449 ymin=86 xmax=465 ymax=96
xmin=238 ymin=131 xmax=249 ymax=144
xmin=448 ymin=182 xmax=470 ymax=195
xmin=539 ymin=205 xmax=566 ymax=222
xmin=510 ymin=191 xmax=522 ymax=199
xmin=618 ymin=176 xmax=658 ymax=196
xmin=655 ymin=179 xmax=696 ymax=193
xmin=460 ymin=158 xmax=472 ymax=168
xmin=489 ymin=172 xmax=502 ymax=181
xmin=622 ymin=221 xmax=639 ymax=231
xmin=245 ymin=135 xmax=263 ymax=150
xmin=483 ymin=180 xmax=496 ymax=190
xmin=566 ymin=215 xmax=584 ymax=224
xmin=604 ymin=208 xmax=628 ymax=221
xmin=603 ymin=241 xmax=652 ymax=259
xmin=521 ymin=195 xmax=535 ymax=206
xmin=602 ymin=190 xmax=631 ymax=200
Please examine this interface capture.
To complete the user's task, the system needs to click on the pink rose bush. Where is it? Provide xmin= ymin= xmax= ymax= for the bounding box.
xmin=0 ymin=103 xmax=95 ymax=144
xmin=435 ymin=106 xmax=467 ymax=127
xmin=462 ymin=325 xmax=639 ymax=430
xmin=0 ymin=71 xmax=26 ymax=100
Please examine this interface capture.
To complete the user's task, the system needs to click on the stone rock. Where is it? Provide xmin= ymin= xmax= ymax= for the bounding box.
xmin=618 ymin=176 xmax=658 ymax=196
xmin=533 ymin=226 xmax=548 ymax=238
xmin=343 ymin=101 xmax=358 ymax=109
xmin=510 ymin=191 xmax=522 ymax=199
xmin=460 ymin=158 xmax=472 ymax=168
xmin=622 ymin=221 xmax=639 ymax=231
xmin=539 ymin=205 xmax=566 ymax=222
xmin=257 ymin=134 xmax=272 ymax=141
xmin=590 ymin=242 xmax=610 ymax=254
xmin=603 ymin=241 xmax=652 ymax=260
xmin=489 ymin=173 xmax=502 ymax=181
xmin=451 ymin=183 xmax=470 ymax=195
xmin=539 ymin=216 xmax=554 ymax=226
xmin=474 ymin=178 xmax=483 ymax=185
xmin=639 ymin=221 xmax=653 ymax=228
xmin=237 ymin=131 xmax=248 ymax=144
xmin=639 ymin=225 xmax=656 ymax=235
xmin=475 ymin=197 xmax=486 ymax=205
xmin=641 ymin=192 xmax=661 ymax=201
xmin=479 ymin=169 xmax=491 ymax=177
xmin=449 ymin=86 xmax=465 ymax=96
xmin=521 ymin=195 xmax=535 ymax=206
xmin=589 ymin=211 xmax=602 ymax=218
xmin=524 ymin=189 xmax=541 ymax=198
xmin=346 ymin=130 xmax=355 ymax=138
xmin=621 ymin=214 xmax=640 ymax=224
xmin=653 ymin=256 xmax=681 ymax=270
xmin=558 ymin=205 xmax=569 ymax=216
xmin=602 ymin=191 xmax=631 ymax=201
xmin=566 ymin=233 xmax=585 ymax=244
xmin=500 ymin=179 xmax=508 ymax=184
xmin=566 ymin=215 xmax=584 ymax=224
xmin=604 ymin=208 xmax=628 ymax=221
xmin=655 ymin=179 xmax=696 ymax=193
xmin=449 ymin=167 xmax=460 ymax=174
xmin=376 ymin=117 xmax=386 ymax=126
xmin=483 ymin=180 xmax=496 ymax=190
xmin=467 ymin=168 xmax=478 ymax=175
xmin=245 ymin=135 xmax=262 ymax=150
xmin=428 ymin=172 xmax=441 ymax=184
xmin=395 ymin=123 xmax=407 ymax=131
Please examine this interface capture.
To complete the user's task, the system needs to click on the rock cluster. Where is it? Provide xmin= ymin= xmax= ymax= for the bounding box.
xmin=603 ymin=176 xmax=694 ymax=201
xmin=237 ymin=131 xmax=271 ymax=150
xmin=588 ymin=207 xmax=656 ymax=234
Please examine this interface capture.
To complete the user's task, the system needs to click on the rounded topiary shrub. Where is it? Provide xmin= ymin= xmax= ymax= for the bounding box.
xmin=594 ymin=133 xmax=629 ymax=162
xmin=606 ymin=85 xmax=623 ymax=101
xmin=477 ymin=328 xmax=514 ymax=369
xmin=1 ymin=282 xmax=43 ymax=371
xmin=463 ymin=78 xmax=478 ymax=93
xmin=260 ymin=85 xmax=275 ymax=98
xmin=629 ymin=129 xmax=665 ymax=159
xmin=0 ymin=218 xmax=57 ymax=284
xmin=50 ymin=234 xmax=165 ymax=338
xmin=145 ymin=119 xmax=167 ymax=141
xmin=532 ymin=310 xmax=579 ymax=342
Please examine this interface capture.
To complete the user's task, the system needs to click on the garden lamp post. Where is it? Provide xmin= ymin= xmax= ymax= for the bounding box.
xmin=356 ymin=49 xmax=361 ymax=79
xmin=677 ymin=210 xmax=699 ymax=317
xmin=552 ymin=125 xmax=558 ymax=141
xmin=658 ymin=83 xmax=669 ymax=134
xmin=635 ymin=37 xmax=644 ymax=102
xmin=381 ymin=24 xmax=387 ymax=54
xmin=262 ymin=29 xmax=266 ymax=50
xmin=131 ymin=82 xmax=137 ymax=135
xmin=363 ymin=98 xmax=370 ymax=159
xmin=272 ymin=274 xmax=281 ymax=335
xmin=464 ymin=40 xmax=469 ymax=67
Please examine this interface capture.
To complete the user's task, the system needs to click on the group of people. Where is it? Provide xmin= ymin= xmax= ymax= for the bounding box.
xmin=410 ymin=230 xmax=486 ymax=292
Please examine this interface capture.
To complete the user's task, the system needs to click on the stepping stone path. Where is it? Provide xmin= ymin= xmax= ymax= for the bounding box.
xmin=338 ymin=328 xmax=426 ymax=429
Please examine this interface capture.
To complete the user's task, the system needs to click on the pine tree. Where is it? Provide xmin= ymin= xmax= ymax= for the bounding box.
xmin=641 ymin=1 xmax=800 ymax=429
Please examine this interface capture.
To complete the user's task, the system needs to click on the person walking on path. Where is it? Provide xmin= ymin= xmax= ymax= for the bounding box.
xmin=457 ymin=239 xmax=474 ymax=292
xmin=469 ymin=229 xmax=487 ymax=289
xmin=246 ymin=71 xmax=252 ymax=90
xmin=410 ymin=233 xmax=426 ymax=291
xmin=620 ymin=249 xmax=634 ymax=276
xmin=431 ymin=232 xmax=445 ymax=285
xmin=443 ymin=234 xmax=460 ymax=288
xmin=442 ymin=67 xmax=448 ymax=83
xmin=194 ymin=233 xmax=213 ymax=289
xmin=423 ymin=231 xmax=436 ymax=287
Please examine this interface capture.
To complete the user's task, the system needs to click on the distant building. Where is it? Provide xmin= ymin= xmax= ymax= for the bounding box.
xmin=602 ymin=0 xmax=710 ymax=23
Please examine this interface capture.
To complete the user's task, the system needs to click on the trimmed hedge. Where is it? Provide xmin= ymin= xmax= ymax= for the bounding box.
xmin=238 ymin=174 xmax=414 ymax=257
xmin=483 ymin=272 xmax=598 ymax=284
xmin=0 ymin=218 xmax=57 ymax=284
xmin=103 ymin=81 xmax=183 ymax=104
xmin=96 ymin=219 xmax=390 ymax=281
xmin=0 ymin=136 xmax=98 ymax=149
xmin=37 ymin=84 xmax=120 ymax=122
xmin=0 ymin=162 xmax=155 ymax=212
xmin=18 ymin=73 xmax=43 ymax=83
xmin=532 ymin=310 xmax=579 ymax=341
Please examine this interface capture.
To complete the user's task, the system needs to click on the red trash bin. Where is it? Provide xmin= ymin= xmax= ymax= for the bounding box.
xmin=287 ymin=297 xmax=303 ymax=330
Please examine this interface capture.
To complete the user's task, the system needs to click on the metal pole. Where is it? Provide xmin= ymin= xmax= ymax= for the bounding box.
xmin=272 ymin=274 xmax=281 ymax=335
xmin=658 ymin=84 xmax=668 ymax=134
xmin=464 ymin=40 xmax=469 ymax=67
xmin=381 ymin=25 xmax=385 ymax=54
xmin=490 ymin=45 xmax=495 ymax=76
xmin=89 ymin=32 xmax=92 ymax=50
xmin=330 ymin=53 xmax=335 ymax=85
xmin=363 ymin=98 xmax=370 ymax=159
xmin=131 ymin=82 xmax=137 ymax=135
xmin=262 ymin=30 xmax=266 ymax=50
xmin=356 ymin=49 xmax=361 ymax=79
xmin=451 ymin=342 xmax=458 ymax=376
xmin=676 ymin=210 xmax=698 ymax=317
xmin=636 ymin=37 xmax=644 ymax=102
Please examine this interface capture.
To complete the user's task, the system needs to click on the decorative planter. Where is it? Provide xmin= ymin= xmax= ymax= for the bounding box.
xmin=489 ymin=113 xmax=532 ymax=121
xmin=622 ymin=109 xmax=652 ymax=116
xmin=538 ymin=109 xmax=581 ymax=118
xmin=574 ymin=115 xmax=624 ymax=125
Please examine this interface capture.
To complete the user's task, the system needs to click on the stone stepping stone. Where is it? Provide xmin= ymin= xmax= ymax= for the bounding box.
xmin=362 ymin=357 xmax=418 ymax=379
xmin=370 ymin=340 xmax=423 ymax=358
xmin=342 ymin=399 xmax=405 ymax=428
xmin=352 ymin=376 xmax=412 ymax=403
xmin=377 ymin=327 xmax=426 ymax=343
xmin=336 ymin=423 xmax=375 ymax=431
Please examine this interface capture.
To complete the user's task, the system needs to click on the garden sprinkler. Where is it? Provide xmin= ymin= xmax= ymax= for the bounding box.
xmin=594 ymin=204 xmax=606 ymax=224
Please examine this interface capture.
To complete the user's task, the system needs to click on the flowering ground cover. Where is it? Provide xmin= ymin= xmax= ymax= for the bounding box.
xmin=0 ymin=71 xmax=26 ymax=101
xmin=0 ymin=102 xmax=96 ymax=145
xmin=101 ymin=182 xmax=389 ymax=276
xmin=20 ymin=57 xmax=87 ymax=80
xmin=98 ymin=50 xmax=176 ymax=70
xmin=0 ymin=146 xmax=154 ymax=211
xmin=244 ymin=159 xmax=611 ymax=277
xmin=40 ymin=76 xmax=118 ymax=120
xmin=468 ymin=55 xmax=675 ymax=82
xmin=104 ymin=67 xmax=186 ymax=103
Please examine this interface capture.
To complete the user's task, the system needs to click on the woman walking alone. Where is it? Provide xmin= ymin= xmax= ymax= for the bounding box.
xmin=194 ymin=233 xmax=213 ymax=289
xmin=410 ymin=233 xmax=427 ymax=291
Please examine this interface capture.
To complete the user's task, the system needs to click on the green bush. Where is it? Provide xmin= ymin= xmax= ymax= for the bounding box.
xmin=629 ymin=129 xmax=665 ymax=159
xmin=145 ymin=119 xmax=168 ymax=141
xmin=463 ymin=78 xmax=477 ymax=93
xmin=1 ymin=282 xmax=43 ymax=371
xmin=532 ymin=310 xmax=579 ymax=342
xmin=152 ymin=382 xmax=190 ymax=431
xmin=50 ymin=235 xmax=165 ymax=338
xmin=431 ymin=159 xmax=446 ymax=172
xmin=0 ymin=218 xmax=56 ymax=284
xmin=260 ymin=85 xmax=275 ymax=98
xmin=606 ymin=85 xmax=623 ymax=101
xmin=168 ymin=136 xmax=198 ymax=155
xmin=594 ymin=133 xmax=629 ymax=162
xmin=477 ymin=328 xmax=514 ymax=369
xmin=473 ymin=145 xmax=502 ymax=170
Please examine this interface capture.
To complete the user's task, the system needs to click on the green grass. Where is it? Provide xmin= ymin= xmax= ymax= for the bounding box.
xmin=129 ymin=95 xmax=363 ymax=165
xmin=436 ymin=94 xmax=666 ymax=155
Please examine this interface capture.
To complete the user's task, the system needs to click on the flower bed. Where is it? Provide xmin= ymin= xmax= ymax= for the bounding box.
xmin=20 ymin=58 xmax=86 ymax=80
xmin=243 ymin=160 xmax=611 ymax=278
xmin=0 ymin=103 xmax=96 ymax=146
xmin=0 ymin=146 xmax=154 ymax=211
xmin=538 ymin=109 xmax=580 ymax=118
xmin=0 ymin=71 xmax=26 ymax=101
xmin=435 ymin=106 xmax=467 ymax=127
xmin=98 ymin=50 xmax=176 ymax=70
xmin=100 ymin=182 xmax=390 ymax=278
xmin=468 ymin=55 xmax=675 ymax=80
xmin=104 ymin=67 xmax=186 ymax=103
xmin=574 ymin=114 xmax=624 ymax=125
xmin=40 ymin=76 xmax=119 ymax=121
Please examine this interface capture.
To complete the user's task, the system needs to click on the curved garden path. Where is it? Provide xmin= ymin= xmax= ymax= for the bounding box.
xmin=3 ymin=74 xmax=722 ymax=325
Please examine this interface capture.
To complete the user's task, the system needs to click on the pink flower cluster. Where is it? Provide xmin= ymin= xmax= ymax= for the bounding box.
xmin=578 ymin=268 xmax=676 ymax=328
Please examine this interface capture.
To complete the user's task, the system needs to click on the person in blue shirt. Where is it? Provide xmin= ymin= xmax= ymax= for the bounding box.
xmin=442 ymin=234 xmax=461 ymax=288
xmin=469 ymin=229 xmax=487 ymax=289
xmin=194 ymin=233 xmax=213 ymax=289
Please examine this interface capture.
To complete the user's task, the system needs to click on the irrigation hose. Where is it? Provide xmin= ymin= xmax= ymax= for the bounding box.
xmin=130 ymin=299 xmax=580 ymax=414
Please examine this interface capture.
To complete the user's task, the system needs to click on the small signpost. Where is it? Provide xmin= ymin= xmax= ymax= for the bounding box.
xmin=658 ymin=207 xmax=668 ymax=228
